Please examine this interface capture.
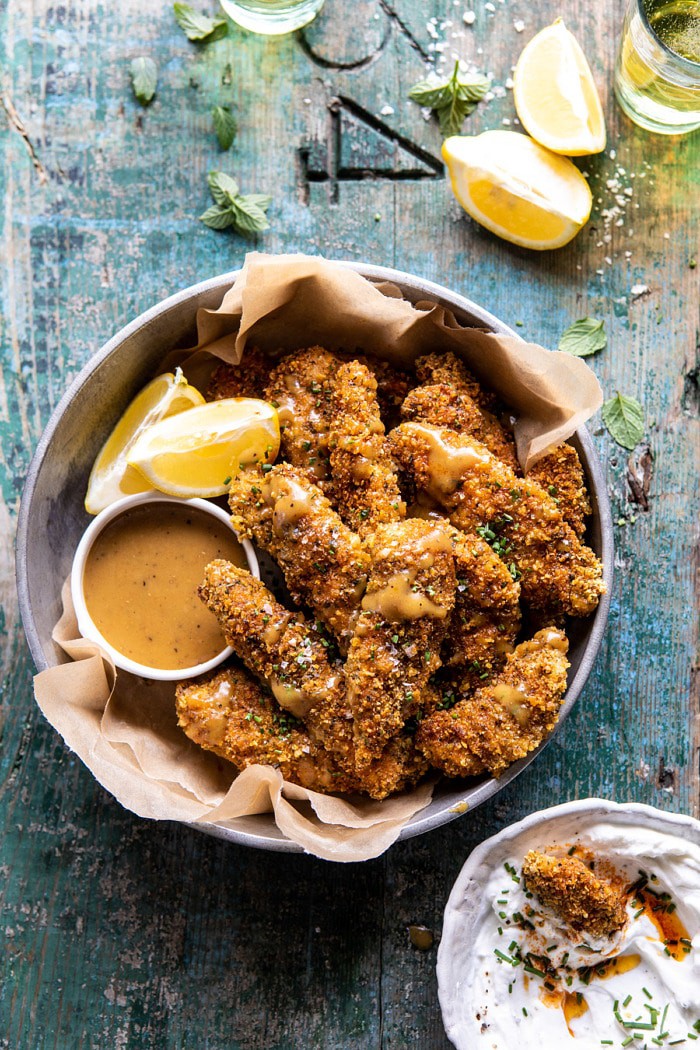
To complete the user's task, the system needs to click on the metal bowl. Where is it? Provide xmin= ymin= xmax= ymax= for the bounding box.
xmin=16 ymin=263 xmax=613 ymax=852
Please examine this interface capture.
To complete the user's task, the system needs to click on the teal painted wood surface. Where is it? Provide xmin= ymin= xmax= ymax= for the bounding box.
xmin=1 ymin=0 xmax=698 ymax=1046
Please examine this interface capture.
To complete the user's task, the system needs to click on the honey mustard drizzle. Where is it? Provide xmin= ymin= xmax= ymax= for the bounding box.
xmin=409 ymin=423 xmax=490 ymax=500
xmin=361 ymin=525 xmax=452 ymax=621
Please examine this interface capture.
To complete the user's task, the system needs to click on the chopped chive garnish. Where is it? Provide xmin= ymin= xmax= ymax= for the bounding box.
xmin=494 ymin=949 xmax=514 ymax=965
xmin=642 ymin=987 xmax=652 ymax=999
xmin=623 ymin=995 xmax=633 ymax=1008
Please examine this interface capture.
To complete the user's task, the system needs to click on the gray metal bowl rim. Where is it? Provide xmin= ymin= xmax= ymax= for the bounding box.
xmin=16 ymin=261 xmax=613 ymax=855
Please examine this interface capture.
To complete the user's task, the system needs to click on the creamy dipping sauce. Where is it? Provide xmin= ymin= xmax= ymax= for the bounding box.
xmin=461 ymin=819 xmax=700 ymax=1048
xmin=83 ymin=502 xmax=247 ymax=670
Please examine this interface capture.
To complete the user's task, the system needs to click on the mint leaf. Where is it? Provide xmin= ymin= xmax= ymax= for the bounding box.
xmin=436 ymin=96 xmax=475 ymax=138
xmin=601 ymin=393 xmax=645 ymax=450
xmin=559 ymin=317 xmax=607 ymax=357
xmin=173 ymin=3 xmax=228 ymax=41
xmin=408 ymin=79 xmax=453 ymax=109
xmin=130 ymin=56 xmax=157 ymax=106
xmin=199 ymin=205 xmax=236 ymax=229
xmin=212 ymin=105 xmax=237 ymax=150
xmin=208 ymin=170 xmax=240 ymax=204
xmin=408 ymin=61 xmax=490 ymax=138
xmin=201 ymin=171 xmax=272 ymax=236
xmin=230 ymin=194 xmax=272 ymax=233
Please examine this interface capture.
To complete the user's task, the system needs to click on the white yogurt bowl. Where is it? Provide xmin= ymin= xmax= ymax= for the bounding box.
xmin=438 ymin=798 xmax=700 ymax=1049
xmin=70 ymin=491 xmax=259 ymax=681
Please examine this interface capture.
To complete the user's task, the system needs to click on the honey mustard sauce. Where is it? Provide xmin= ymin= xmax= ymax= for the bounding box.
xmin=83 ymin=502 xmax=247 ymax=670
xmin=519 ymin=628 xmax=568 ymax=653
xmin=361 ymin=526 xmax=453 ymax=621
xmin=409 ymin=423 xmax=490 ymax=501
xmin=262 ymin=475 xmax=315 ymax=534
xmin=491 ymin=683 xmax=531 ymax=725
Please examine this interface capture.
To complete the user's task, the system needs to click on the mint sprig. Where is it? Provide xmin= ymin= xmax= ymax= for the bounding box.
xmin=200 ymin=171 xmax=271 ymax=235
xmin=173 ymin=3 xmax=228 ymax=42
xmin=601 ymin=392 xmax=645 ymax=450
xmin=130 ymin=57 xmax=157 ymax=106
xmin=559 ymin=317 xmax=607 ymax=357
xmin=409 ymin=61 xmax=490 ymax=138
xmin=212 ymin=105 xmax=237 ymax=150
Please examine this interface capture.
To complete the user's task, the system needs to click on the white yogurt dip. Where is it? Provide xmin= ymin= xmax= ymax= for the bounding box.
xmin=439 ymin=804 xmax=700 ymax=1050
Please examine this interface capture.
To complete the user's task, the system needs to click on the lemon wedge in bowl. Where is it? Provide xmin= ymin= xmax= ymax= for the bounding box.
xmin=85 ymin=369 xmax=205 ymax=514
xmin=442 ymin=130 xmax=593 ymax=251
xmin=127 ymin=397 xmax=280 ymax=499
xmin=513 ymin=19 xmax=606 ymax=156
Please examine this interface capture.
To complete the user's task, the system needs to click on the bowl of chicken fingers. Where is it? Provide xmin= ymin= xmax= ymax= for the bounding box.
xmin=17 ymin=260 xmax=613 ymax=852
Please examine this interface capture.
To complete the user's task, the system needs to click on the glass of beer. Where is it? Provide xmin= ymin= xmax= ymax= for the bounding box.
xmin=219 ymin=0 xmax=325 ymax=35
xmin=614 ymin=0 xmax=700 ymax=134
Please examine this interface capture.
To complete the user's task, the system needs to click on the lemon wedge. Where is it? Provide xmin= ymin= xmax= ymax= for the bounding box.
xmin=442 ymin=130 xmax=593 ymax=251
xmin=513 ymin=19 xmax=606 ymax=156
xmin=85 ymin=369 xmax=205 ymax=514
xmin=127 ymin=398 xmax=280 ymax=498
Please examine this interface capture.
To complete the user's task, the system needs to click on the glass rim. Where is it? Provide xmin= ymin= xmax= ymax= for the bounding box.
xmin=634 ymin=0 xmax=700 ymax=70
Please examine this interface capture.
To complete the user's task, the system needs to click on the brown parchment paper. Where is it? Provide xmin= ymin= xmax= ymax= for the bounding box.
xmin=33 ymin=252 xmax=602 ymax=862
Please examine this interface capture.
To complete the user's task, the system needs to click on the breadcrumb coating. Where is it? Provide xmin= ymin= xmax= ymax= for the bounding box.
xmin=414 ymin=351 xmax=497 ymax=410
xmin=415 ymin=628 xmax=569 ymax=777
xmin=443 ymin=525 xmax=522 ymax=688
xmin=198 ymin=561 xmax=355 ymax=769
xmin=522 ymin=849 xmax=628 ymax=939
xmin=345 ymin=519 xmax=456 ymax=770
xmin=175 ymin=666 xmax=426 ymax=799
xmin=387 ymin=422 xmax=604 ymax=618
xmin=328 ymin=359 xmax=405 ymax=539
xmin=527 ymin=442 xmax=592 ymax=537
xmin=264 ymin=346 xmax=339 ymax=481
xmin=206 ymin=346 xmax=272 ymax=401
xmin=401 ymin=382 xmax=520 ymax=471
xmin=228 ymin=464 xmax=370 ymax=647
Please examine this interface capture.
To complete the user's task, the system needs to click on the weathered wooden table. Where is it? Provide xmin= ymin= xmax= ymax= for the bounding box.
xmin=2 ymin=0 xmax=698 ymax=1045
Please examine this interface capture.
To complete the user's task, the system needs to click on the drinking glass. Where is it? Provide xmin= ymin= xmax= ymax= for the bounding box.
xmin=219 ymin=0 xmax=325 ymax=35
xmin=614 ymin=0 xmax=700 ymax=134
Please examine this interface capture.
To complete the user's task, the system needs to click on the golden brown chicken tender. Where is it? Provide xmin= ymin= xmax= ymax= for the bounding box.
xmin=176 ymin=666 xmax=428 ymax=800
xmin=527 ymin=442 xmax=592 ymax=537
xmin=264 ymin=346 xmax=338 ymax=482
xmin=206 ymin=346 xmax=272 ymax=401
xmin=327 ymin=359 xmax=405 ymax=539
xmin=522 ymin=849 xmax=628 ymax=939
xmin=387 ymin=422 xmax=604 ymax=618
xmin=228 ymin=464 xmax=371 ymax=647
xmin=345 ymin=518 xmax=457 ymax=770
xmin=175 ymin=666 xmax=359 ymax=793
xmin=401 ymin=382 xmax=520 ymax=471
xmin=444 ymin=525 xmax=522 ymax=689
xmin=415 ymin=628 xmax=569 ymax=777
xmin=199 ymin=560 xmax=355 ymax=770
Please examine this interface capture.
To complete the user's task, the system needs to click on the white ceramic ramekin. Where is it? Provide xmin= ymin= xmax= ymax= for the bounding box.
xmin=437 ymin=798 xmax=700 ymax=1050
xmin=70 ymin=491 xmax=259 ymax=681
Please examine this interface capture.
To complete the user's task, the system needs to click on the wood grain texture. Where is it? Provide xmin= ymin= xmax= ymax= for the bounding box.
xmin=1 ymin=0 xmax=698 ymax=1046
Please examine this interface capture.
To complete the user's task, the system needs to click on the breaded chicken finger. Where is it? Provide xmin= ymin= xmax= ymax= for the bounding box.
xmin=199 ymin=561 xmax=354 ymax=769
xmin=176 ymin=666 xmax=358 ymax=793
xmin=229 ymin=464 xmax=371 ymax=647
xmin=346 ymin=519 xmax=456 ymax=770
xmin=388 ymin=422 xmax=604 ymax=618
xmin=444 ymin=525 xmax=522 ymax=688
xmin=416 ymin=627 xmax=569 ymax=777
xmin=328 ymin=359 xmax=405 ymax=538
xmin=521 ymin=850 xmax=628 ymax=938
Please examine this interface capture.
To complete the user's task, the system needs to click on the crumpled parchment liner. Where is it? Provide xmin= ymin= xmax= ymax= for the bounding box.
xmin=33 ymin=252 xmax=603 ymax=862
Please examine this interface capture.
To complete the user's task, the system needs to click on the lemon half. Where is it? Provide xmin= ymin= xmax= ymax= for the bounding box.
xmin=127 ymin=397 xmax=280 ymax=499
xmin=443 ymin=130 xmax=593 ymax=251
xmin=85 ymin=370 xmax=205 ymax=514
xmin=513 ymin=19 xmax=606 ymax=156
